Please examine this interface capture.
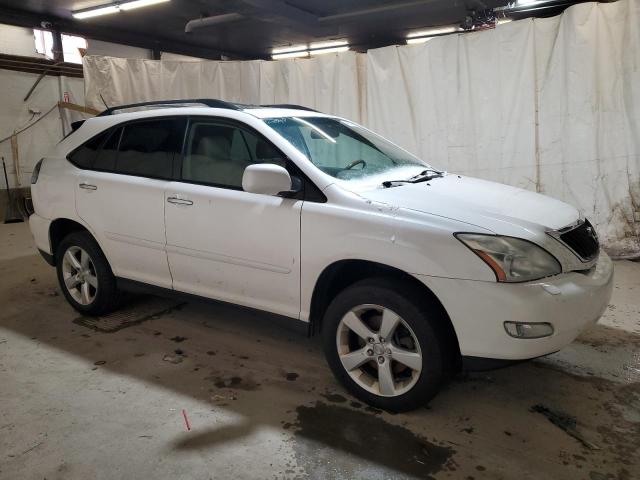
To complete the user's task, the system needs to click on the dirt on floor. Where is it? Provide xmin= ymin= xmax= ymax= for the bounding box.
xmin=0 ymin=223 xmax=638 ymax=480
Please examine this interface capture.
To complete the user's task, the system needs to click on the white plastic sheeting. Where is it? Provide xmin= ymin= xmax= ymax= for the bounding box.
xmin=367 ymin=0 xmax=640 ymax=257
xmin=84 ymin=52 xmax=365 ymax=123
xmin=82 ymin=0 xmax=639 ymax=256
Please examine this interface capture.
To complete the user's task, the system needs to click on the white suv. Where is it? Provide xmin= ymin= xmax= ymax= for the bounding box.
xmin=29 ymin=99 xmax=613 ymax=411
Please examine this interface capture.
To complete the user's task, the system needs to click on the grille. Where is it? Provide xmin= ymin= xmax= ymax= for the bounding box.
xmin=559 ymin=219 xmax=600 ymax=261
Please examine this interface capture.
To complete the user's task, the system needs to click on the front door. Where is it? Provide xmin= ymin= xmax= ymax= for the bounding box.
xmin=164 ymin=118 xmax=302 ymax=318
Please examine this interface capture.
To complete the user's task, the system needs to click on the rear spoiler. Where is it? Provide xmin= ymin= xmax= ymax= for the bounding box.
xmin=58 ymin=119 xmax=86 ymax=143
xmin=71 ymin=120 xmax=85 ymax=132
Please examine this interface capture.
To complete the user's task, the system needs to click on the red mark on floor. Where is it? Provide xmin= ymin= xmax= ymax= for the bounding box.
xmin=182 ymin=409 xmax=191 ymax=431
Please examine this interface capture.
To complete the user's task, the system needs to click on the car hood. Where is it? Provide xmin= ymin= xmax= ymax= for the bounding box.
xmin=356 ymin=174 xmax=579 ymax=232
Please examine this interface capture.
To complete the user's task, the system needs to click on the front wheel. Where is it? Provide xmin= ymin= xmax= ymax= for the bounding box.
xmin=322 ymin=278 xmax=450 ymax=412
xmin=56 ymin=231 xmax=120 ymax=316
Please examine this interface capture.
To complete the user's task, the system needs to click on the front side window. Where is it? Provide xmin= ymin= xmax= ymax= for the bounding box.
xmin=264 ymin=117 xmax=430 ymax=187
xmin=182 ymin=121 xmax=286 ymax=188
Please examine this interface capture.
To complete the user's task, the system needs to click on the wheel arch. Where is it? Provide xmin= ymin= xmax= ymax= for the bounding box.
xmin=308 ymin=259 xmax=461 ymax=368
xmin=49 ymin=218 xmax=97 ymax=263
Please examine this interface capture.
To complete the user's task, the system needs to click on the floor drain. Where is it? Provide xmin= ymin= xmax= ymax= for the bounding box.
xmin=73 ymin=295 xmax=184 ymax=333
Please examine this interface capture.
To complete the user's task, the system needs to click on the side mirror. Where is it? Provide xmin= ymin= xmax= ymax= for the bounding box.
xmin=242 ymin=164 xmax=292 ymax=196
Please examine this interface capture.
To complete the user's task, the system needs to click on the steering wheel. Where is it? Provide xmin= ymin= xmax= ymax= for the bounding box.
xmin=344 ymin=159 xmax=366 ymax=170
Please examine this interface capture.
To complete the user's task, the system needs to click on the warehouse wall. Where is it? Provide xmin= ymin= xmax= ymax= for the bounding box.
xmin=0 ymin=70 xmax=84 ymax=189
xmin=0 ymin=26 xmax=159 ymax=191
xmin=0 ymin=26 xmax=85 ymax=191
xmin=0 ymin=24 xmax=47 ymax=58
xmin=0 ymin=26 xmax=210 ymax=194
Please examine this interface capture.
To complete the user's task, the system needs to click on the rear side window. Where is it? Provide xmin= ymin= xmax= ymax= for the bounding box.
xmin=94 ymin=127 xmax=122 ymax=171
xmin=67 ymin=130 xmax=109 ymax=169
xmin=67 ymin=117 xmax=185 ymax=179
xmin=115 ymin=118 xmax=184 ymax=179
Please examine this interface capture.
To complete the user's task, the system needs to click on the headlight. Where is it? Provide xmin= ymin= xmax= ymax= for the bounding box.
xmin=455 ymin=233 xmax=561 ymax=283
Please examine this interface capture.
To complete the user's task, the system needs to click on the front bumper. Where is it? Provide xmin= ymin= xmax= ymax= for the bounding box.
xmin=417 ymin=251 xmax=614 ymax=360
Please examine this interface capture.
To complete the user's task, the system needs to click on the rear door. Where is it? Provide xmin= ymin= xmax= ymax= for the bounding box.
xmin=74 ymin=117 xmax=186 ymax=288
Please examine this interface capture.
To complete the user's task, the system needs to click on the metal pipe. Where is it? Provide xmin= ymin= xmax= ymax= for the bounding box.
xmin=185 ymin=13 xmax=243 ymax=33
xmin=23 ymin=61 xmax=63 ymax=101
xmin=495 ymin=0 xmax=583 ymax=13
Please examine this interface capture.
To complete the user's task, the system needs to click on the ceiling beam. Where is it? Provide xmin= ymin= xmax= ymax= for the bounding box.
xmin=238 ymin=0 xmax=319 ymax=24
xmin=318 ymin=0 xmax=443 ymax=22
xmin=235 ymin=0 xmax=329 ymax=36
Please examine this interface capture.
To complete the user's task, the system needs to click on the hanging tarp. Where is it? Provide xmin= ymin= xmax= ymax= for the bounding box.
xmin=367 ymin=0 xmax=639 ymax=257
xmin=83 ymin=52 xmax=365 ymax=123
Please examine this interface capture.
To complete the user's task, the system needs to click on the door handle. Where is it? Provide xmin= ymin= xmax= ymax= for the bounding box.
xmin=79 ymin=183 xmax=97 ymax=190
xmin=167 ymin=196 xmax=193 ymax=206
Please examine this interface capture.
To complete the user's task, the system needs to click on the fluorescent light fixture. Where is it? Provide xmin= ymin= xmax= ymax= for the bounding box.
xmin=406 ymin=37 xmax=432 ymax=45
xmin=72 ymin=0 xmax=169 ymax=19
xmin=309 ymin=45 xmax=349 ymax=55
xmin=272 ymin=50 xmax=310 ymax=60
xmin=73 ymin=5 xmax=119 ymax=19
xmin=407 ymin=26 xmax=458 ymax=38
xmin=272 ymin=45 xmax=307 ymax=54
xmin=120 ymin=0 xmax=170 ymax=10
xmin=309 ymin=40 xmax=348 ymax=49
xmin=271 ymin=40 xmax=349 ymax=59
xmin=516 ymin=0 xmax=541 ymax=5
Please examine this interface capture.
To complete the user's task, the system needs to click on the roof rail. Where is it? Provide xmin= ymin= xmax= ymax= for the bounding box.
xmin=97 ymin=98 xmax=241 ymax=116
xmin=260 ymin=104 xmax=319 ymax=112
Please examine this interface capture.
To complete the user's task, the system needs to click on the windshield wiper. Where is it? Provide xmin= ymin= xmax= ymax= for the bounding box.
xmin=382 ymin=169 xmax=445 ymax=188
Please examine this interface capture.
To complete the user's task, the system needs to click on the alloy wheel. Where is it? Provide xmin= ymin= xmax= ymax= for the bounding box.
xmin=336 ymin=304 xmax=423 ymax=397
xmin=61 ymin=246 xmax=98 ymax=306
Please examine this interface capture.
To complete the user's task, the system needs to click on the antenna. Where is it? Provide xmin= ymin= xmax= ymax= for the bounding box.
xmin=99 ymin=93 xmax=110 ymax=109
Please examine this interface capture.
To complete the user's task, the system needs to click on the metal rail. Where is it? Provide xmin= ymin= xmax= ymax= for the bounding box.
xmin=97 ymin=99 xmax=320 ymax=116
xmin=97 ymin=99 xmax=243 ymax=116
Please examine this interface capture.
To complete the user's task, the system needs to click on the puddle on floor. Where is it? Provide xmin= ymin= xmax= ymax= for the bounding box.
xmin=291 ymin=402 xmax=455 ymax=480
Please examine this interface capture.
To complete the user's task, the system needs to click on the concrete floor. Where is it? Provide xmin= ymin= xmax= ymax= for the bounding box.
xmin=0 ymin=222 xmax=638 ymax=480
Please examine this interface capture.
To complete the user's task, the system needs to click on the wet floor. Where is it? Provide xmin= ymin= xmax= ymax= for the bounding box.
xmin=0 ymin=223 xmax=638 ymax=480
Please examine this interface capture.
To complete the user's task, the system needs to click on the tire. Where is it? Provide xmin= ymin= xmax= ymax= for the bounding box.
xmin=55 ymin=231 xmax=120 ymax=316
xmin=322 ymin=277 xmax=451 ymax=412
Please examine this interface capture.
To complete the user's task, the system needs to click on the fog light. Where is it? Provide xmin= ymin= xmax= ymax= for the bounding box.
xmin=504 ymin=322 xmax=554 ymax=339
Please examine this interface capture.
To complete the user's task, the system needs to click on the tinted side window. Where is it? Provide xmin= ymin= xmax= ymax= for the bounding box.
xmin=115 ymin=118 xmax=183 ymax=179
xmin=68 ymin=130 xmax=109 ymax=169
xmin=92 ymin=127 xmax=122 ymax=172
xmin=183 ymin=122 xmax=286 ymax=188
xmin=243 ymin=130 xmax=287 ymax=164
xmin=93 ymin=127 xmax=122 ymax=171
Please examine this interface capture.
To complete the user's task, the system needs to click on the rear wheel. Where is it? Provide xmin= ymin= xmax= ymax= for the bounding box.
xmin=56 ymin=231 xmax=120 ymax=315
xmin=322 ymin=278 xmax=450 ymax=412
